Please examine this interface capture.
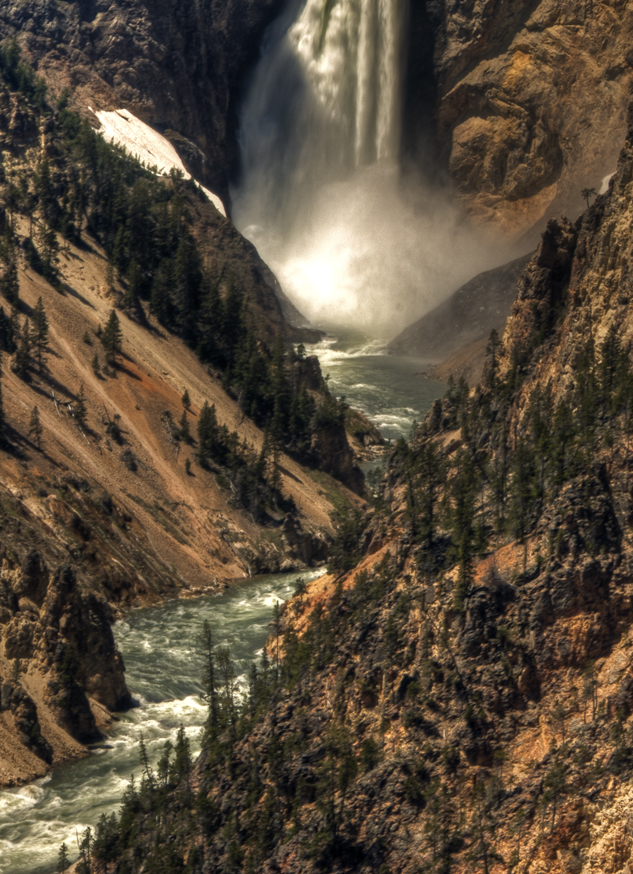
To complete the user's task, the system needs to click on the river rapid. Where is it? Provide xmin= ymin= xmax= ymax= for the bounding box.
xmin=307 ymin=333 xmax=445 ymax=442
xmin=0 ymin=570 xmax=324 ymax=874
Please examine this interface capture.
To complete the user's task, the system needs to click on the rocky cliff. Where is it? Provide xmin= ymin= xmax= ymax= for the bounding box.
xmin=406 ymin=0 xmax=633 ymax=240
xmin=2 ymin=0 xmax=631 ymax=245
xmin=0 ymin=0 xmax=285 ymax=205
xmin=0 ymin=66 xmax=364 ymax=787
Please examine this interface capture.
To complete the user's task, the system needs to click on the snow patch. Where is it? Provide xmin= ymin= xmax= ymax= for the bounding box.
xmin=599 ymin=171 xmax=615 ymax=195
xmin=94 ymin=108 xmax=226 ymax=216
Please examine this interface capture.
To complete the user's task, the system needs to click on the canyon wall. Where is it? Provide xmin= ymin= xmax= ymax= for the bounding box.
xmin=407 ymin=0 xmax=633 ymax=239
xmin=0 ymin=0 xmax=286 ymax=204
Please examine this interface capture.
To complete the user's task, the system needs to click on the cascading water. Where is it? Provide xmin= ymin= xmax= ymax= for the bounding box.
xmin=236 ymin=0 xmax=405 ymax=229
xmin=233 ymin=0 xmax=502 ymax=337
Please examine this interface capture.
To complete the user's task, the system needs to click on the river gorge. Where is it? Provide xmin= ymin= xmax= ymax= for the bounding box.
xmin=0 ymin=571 xmax=324 ymax=874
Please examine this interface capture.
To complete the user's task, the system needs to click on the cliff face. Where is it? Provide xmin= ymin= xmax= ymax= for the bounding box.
xmin=0 ymin=0 xmax=285 ymax=203
xmin=407 ymin=0 xmax=633 ymax=240
xmin=500 ymin=119 xmax=633 ymax=404
xmin=0 ymin=72 xmax=363 ymax=787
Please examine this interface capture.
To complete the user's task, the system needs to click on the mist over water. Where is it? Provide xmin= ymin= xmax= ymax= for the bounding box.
xmin=233 ymin=0 xmax=505 ymax=337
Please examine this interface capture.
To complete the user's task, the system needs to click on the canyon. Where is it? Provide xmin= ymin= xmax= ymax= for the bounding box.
xmin=0 ymin=1 xmax=633 ymax=873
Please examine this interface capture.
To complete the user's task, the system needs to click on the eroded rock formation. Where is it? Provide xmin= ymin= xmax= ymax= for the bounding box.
xmin=0 ymin=0 xmax=285 ymax=203
xmin=408 ymin=0 xmax=633 ymax=239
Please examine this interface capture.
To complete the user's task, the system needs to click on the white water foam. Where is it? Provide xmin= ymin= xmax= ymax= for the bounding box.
xmin=0 ymin=569 xmax=326 ymax=874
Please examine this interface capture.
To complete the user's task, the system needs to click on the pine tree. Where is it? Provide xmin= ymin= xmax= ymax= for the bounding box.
xmin=39 ymin=223 xmax=60 ymax=282
xmin=201 ymin=620 xmax=219 ymax=739
xmin=483 ymin=328 xmax=502 ymax=390
xmin=182 ymin=388 xmax=191 ymax=409
xmin=112 ymin=225 xmax=128 ymax=277
xmin=197 ymin=269 xmax=224 ymax=363
xmin=32 ymin=296 xmax=48 ymax=372
xmin=101 ymin=309 xmax=122 ymax=365
xmin=91 ymin=352 xmax=100 ymax=375
xmin=28 ymin=405 xmax=42 ymax=449
xmin=124 ymin=259 xmax=142 ymax=312
xmin=197 ymin=401 xmax=218 ymax=466
xmin=178 ymin=409 xmax=191 ymax=443
xmin=174 ymin=234 xmax=202 ymax=342
xmin=149 ymin=259 xmax=173 ymax=325
xmin=56 ymin=842 xmax=70 ymax=873
xmin=171 ymin=725 xmax=192 ymax=782
xmin=0 ymin=253 xmax=19 ymax=306
xmin=138 ymin=733 xmax=156 ymax=797
xmin=77 ymin=826 xmax=92 ymax=874
xmin=13 ymin=318 xmax=32 ymax=379
xmin=0 ymin=306 xmax=16 ymax=353
xmin=35 ymin=156 xmax=56 ymax=226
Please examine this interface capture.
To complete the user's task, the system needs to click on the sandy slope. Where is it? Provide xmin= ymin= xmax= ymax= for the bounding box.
xmin=0 ymin=225 xmax=360 ymax=786
xmin=3 ymin=228 xmax=350 ymax=590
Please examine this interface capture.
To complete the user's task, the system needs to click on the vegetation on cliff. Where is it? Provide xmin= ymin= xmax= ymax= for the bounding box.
xmin=59 ymin=113 xmax=633 ymax=874
xmin=0 ymin=40 xmax=362 ymax=508
xmin=0 ymin=41 xmax=365 ymax=789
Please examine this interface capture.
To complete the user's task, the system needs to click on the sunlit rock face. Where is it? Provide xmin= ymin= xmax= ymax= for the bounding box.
xmin=412 ymin=0 xmax=633 ymax=240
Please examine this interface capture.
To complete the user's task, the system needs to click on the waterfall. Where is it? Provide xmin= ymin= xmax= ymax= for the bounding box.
xmin=233 ymin=0 xmax=501 ymax=337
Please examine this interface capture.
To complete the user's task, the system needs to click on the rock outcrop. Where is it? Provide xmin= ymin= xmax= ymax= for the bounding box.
xmin=0 ymin=548 xmax=129 ymax=770
xmin=407 ymin=0 xmax=633 ymax=239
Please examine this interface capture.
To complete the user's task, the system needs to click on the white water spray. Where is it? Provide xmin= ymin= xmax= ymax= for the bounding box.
xmin=233 ymin=0 xmax=503 ymax=338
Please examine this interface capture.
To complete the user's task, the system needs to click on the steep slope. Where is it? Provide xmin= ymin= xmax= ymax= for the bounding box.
xmin=0 ymin=66 xmax=364 ymax=787
xmin=81 ymin=113 xmax=633 ymax=874
xmin=0 ymin=0 xmax=285 ymax=203
xmin=388 ymin=253 xmax=532 ymax=374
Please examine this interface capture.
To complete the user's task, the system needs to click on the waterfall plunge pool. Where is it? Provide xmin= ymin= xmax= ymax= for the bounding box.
xmin=0 ymin=569 xmax=325 ymax=874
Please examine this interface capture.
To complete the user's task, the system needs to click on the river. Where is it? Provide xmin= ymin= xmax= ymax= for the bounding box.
xmin=0 ymin=334 xmax=446 ymax=874
xmin=307 ymin=333 xmax=444 ymax=442
xmin=0 ymin=570 xmax=324 ymax=874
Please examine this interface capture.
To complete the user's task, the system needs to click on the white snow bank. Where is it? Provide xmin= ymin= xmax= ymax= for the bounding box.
xmin=94 ymin=108 xmax=226 ymax=216
xmin=599 ymin=171 xmax=615 ymax=195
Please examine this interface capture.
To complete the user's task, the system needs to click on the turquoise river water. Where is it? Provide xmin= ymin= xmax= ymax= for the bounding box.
xmin=307 ymin=334 xmax=445 ymax=442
